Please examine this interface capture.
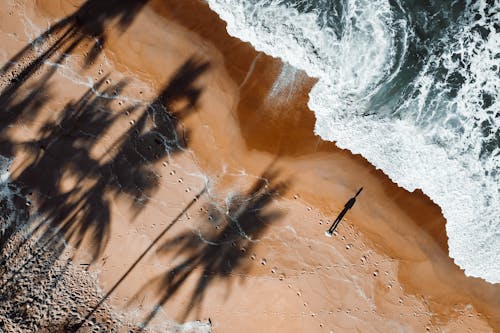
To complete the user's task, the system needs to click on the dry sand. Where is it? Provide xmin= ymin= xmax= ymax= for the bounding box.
xmin=0 ymin=0 xmax=498 ymax=332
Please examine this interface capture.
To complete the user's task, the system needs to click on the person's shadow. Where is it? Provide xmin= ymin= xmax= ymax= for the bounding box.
xmin=326 ymin=187 xmax=363 ymax=236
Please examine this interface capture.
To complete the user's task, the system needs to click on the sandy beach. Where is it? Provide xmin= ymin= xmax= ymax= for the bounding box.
xmin=0 ymin=0 xmax=498 ymax=332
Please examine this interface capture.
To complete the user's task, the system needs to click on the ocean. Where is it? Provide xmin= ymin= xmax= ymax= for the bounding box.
xmin=205 ymin=0 xmax=500 ymax=283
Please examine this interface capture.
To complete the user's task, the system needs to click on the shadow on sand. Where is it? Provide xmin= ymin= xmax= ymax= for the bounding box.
xmin=1 ymin=54 xmax=209 ymax=266
xmin=0 ymin=0 xmax=148 ymax=279
xmin=126 ymin=165 xmax=290 ymax=329
xmin=153 ymin=1 xmax=500 ymax=329
xmin=0 ymin=0 xmax=150 ymax=130
xmin=0 ymin=0 xmax=292 ymax=330
xmin=0 ymin=51 xmax=210 ymax=331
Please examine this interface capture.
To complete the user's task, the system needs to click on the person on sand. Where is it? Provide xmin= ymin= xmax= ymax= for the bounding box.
xmin=325 ymin=187 xmax=363 ymax=237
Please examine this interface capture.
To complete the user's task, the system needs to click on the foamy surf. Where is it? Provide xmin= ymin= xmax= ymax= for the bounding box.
xmin=0 ymin=155 xmax=17 ymax=232
xmin=206 ymin=0 xmax=500 ymax=283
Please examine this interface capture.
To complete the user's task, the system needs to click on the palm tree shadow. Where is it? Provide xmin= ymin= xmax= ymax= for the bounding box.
xmin=0 ymin=56 xmax=211 ymax=330
xmin=0 ymin=0 xmax=149 ymax=112
xmin=1 ymin=56 xmax=210 ymax=279
xmin=0 ymin=0 xmax=149 ymax=171
xmin=134 ymin=166 xmax=290 ymax=328
xmin=0 ymin=0 xmax=151 ymax=166
xmin=0 ymin=1 xmax=213 ymax=328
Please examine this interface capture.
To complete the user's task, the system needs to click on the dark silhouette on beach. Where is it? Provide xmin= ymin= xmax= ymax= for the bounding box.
xmin=326 ymin=187 xmax=363 ymax=236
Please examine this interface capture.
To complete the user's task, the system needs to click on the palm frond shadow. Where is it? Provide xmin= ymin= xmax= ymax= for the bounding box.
xmin=0 ymin=0 xmax=149 ymax=114
xmin=0 ymin=56 xmax=210 ymax=330
xmin=0 ymin=0 xmax=151 ymax=162
xmin=135 ymin=167 xmax=290 ymax=327
xmin=0 ymin=56 xmax=210 ymax=278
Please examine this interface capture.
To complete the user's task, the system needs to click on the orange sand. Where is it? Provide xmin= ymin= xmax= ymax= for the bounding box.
xmin=0 ymin=0 xmax=498 ymax=332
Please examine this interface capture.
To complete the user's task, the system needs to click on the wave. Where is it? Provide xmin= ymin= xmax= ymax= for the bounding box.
xmin=205 ymin=0 xmax=500 ymax=283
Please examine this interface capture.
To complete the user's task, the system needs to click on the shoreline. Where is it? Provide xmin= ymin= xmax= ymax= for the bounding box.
xmin=0 ymin=0 xmax=498 ymax=332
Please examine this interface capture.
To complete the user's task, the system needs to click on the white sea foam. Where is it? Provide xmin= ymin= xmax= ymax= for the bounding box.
xmin=175 ymin=320 xmax=212 ymax=332
xmin=0 ymin=155 xmax=10 ymax=185
xmin=0 ymin=155 xmax=18 ymax=234
xmin=206 ymin=0 xmax=500 ymax=283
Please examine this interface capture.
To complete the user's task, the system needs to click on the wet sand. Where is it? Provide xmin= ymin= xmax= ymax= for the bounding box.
xmin=0 ymin=0 xmax=498 ymax=332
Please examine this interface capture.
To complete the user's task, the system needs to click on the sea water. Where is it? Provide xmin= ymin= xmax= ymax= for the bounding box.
xmin=205 ymin=0 xmax=500 ymax=283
